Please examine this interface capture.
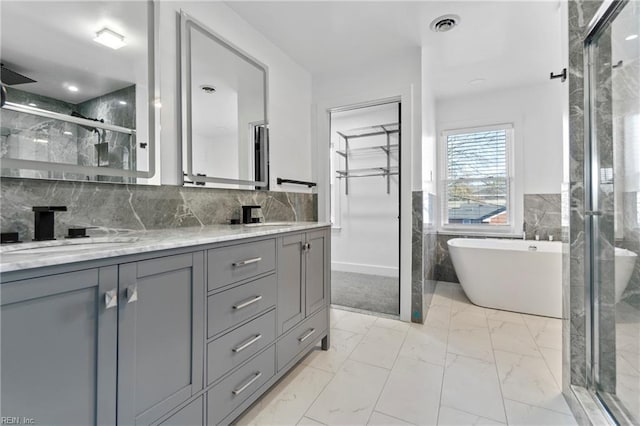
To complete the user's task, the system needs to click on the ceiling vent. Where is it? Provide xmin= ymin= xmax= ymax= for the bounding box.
xmin=430 ymin=15 xmax=460 ymax=33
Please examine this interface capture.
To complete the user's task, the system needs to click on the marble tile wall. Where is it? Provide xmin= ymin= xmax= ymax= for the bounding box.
xmin=0 ymin=177 xmax=317 ymax=240
xmin=1 ymin=86 xmax=137 ymax=183
xmin=411 ymin=191 xmax=426 ymax=323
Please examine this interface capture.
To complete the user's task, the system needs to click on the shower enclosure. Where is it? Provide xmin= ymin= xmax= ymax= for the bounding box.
xmin=584 ymin=0 xmax=639 ymax=422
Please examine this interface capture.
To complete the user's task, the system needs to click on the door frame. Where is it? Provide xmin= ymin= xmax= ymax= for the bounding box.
xmin=314 ymin=86 xmax=414 ymax=322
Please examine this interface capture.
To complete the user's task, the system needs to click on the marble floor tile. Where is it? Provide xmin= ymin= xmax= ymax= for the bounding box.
xmin=368 ymin=411 xmax=415 ymax=425
xmin=398 ymin=324 xmax=448 ymax=367
xmin=305 ymin=359 xmax=389 ymax=426
xmin=330 ymin=307 xmax=348 ymax=324
xmin=375 ymin=356 xmax=444 ymax=425
xmin=522 ymin=315 xmax=562 ymax=350
xmin=297 ymin=417 xmax=326 ymax=425
xmin=449 ymin=310 xmax=488 ymax=331
xmin=236 ymin=364 xmax=333 ymax=426
xmin=425 ymin=304 xmax=452 ymax=330
xmin=503 ymin=399 xmax=578 ymax=425
xmin=441 ymin=353 xmax=506 ymax=423
xmin=437 ymin=406 xmax=506 ymax=425
xmin=617 ymin=373 xmax=640 ymax=421
xmin=485 ymin=309 xmax=526 ymax=325
xmin=488 ymin=320 xmax=542 ymax=358
xmin=332 ymin=310 xmax=378 ymax=335
xmin=539 ymin=346 xmax=563 ymax=389
xmin=374 ymin=316 xmax=410 ymax=332
xmin=349 ymin=326 xmax=407 ymax=369
xmin=303 ymin=328 xmax=364 ymax=374
xmin=494 ymin=350 xmax=571 ymax=415
xmin=447 ymin=327 xmax=495 ymax=362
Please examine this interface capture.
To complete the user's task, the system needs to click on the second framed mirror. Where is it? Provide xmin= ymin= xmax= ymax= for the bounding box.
xmin=179 ymin=11 xmax=269 ymax=189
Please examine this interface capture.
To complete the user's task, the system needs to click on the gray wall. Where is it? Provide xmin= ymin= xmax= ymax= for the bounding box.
xmin=0 ymin=178 xmax=316 ymax=241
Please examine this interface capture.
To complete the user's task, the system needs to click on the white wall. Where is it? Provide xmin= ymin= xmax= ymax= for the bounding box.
xmin=312 ymin=47 xmax=421 ymax=322
xmin=158 ymin=2 xmax=313 ymax=190
xmin=331 ymin=104 xmax=400 ymax=277
xmin=436 ymin=81 xmax=564 ymax=196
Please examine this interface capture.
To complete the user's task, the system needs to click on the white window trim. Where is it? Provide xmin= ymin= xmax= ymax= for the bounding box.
xmin=439 ymin=123 xmax=521 ymax=236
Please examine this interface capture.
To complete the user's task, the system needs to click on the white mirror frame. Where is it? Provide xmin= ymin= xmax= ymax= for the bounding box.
xmin=179 ymin=10 xmax=269 ymax=187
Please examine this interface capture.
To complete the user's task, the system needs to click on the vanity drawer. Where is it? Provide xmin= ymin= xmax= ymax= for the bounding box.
xmin=207 ymin=273 xmax=276 ymax=338
xmin=206 ymin=346 xmax=275 ymax=426
xmin=207 ymin=239 xmax=276 ymax=291
xmin=207 ymin=309 xmax=276 ymax=385
xmin=276 ymin=308 xmax=327 ymax=372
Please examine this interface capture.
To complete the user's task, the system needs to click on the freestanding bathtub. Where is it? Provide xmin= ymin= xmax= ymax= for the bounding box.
xmin=448 ymin=238 xmax=637 ymax=318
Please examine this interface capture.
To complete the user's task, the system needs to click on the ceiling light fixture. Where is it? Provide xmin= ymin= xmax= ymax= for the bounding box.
xmin=94 ymin=27 xmax=127 ymax=50
xmin=430 ymin=14 xmax=460 ymax=33
xmin=68 ymin=85 xmax=79 ymax=92
xmin=626 ymin=34 xmax=638 ymax=41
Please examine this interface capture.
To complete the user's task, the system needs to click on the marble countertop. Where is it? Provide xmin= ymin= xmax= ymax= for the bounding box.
xmin=0 ymin=222 xmax=330 ymax=274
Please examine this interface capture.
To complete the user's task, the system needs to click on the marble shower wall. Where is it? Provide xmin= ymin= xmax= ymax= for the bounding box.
xmin=0 ymin=177 xmax=317 ymax=240
xmin=1 ymin=86 xmax=136 ymax=183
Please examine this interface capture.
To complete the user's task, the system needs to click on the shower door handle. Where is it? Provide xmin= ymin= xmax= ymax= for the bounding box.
xmin=585 ymin=210 xmax=602 ymax=216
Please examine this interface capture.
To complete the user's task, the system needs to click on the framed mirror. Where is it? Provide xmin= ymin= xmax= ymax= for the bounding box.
xmin=0 ymin=0 xmax=156 ymax=183
xmin=180 ymin=11 xmax=269 ymax=189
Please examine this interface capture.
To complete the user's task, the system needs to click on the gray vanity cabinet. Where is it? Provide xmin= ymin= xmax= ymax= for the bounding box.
xmin=117 ymin=252 xmax=205 ymax=426
xmin=276 ymin=229 xmax=329 ymax=335
xmin=0 ymin=267 xmax=118 ymax=426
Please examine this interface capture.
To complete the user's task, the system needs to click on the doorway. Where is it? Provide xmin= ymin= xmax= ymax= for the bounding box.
xmin=329 ymin=101 xmax=401 ymax=316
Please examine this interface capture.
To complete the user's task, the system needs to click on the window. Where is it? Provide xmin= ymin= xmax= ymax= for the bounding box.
xmin=441 ymin=124 xmax=514 ymax=231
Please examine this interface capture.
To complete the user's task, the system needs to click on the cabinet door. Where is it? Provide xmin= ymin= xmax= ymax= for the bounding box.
xmin=277 ymin=233 xmax=305 ymax=334
xmin=305 ymin=229 xmax=328 ymax=316
xmin=118 ymin=252 xmax=205 ymax=426
xmin=0 ymin=268 xmax=118 ymax=426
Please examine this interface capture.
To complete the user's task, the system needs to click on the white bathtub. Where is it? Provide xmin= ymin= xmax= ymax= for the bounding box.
xmin=447 ymin=238 xmax=637 ymax=318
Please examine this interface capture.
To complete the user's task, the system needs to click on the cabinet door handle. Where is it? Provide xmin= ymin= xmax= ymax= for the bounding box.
xmin=233 ymin=295 xmax=263 ymax=310
xmin=126 ymin=285 xmax=138 ymax=304
xmin=232 ymin=371 xmax=262 ymax=396
xmin=232 ymin=257 xmax=262 ymax=267
xmin=232 ymin=334 xmax=263 ymax=353
xmin=298 ymin=328 xmax=316 ymax=343
xmin=105 ymin=289 xmax=118 ymax=309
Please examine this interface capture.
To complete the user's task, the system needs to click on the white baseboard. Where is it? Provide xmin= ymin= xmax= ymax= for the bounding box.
xmin=331 ymin=261 xmax=399 ymax=278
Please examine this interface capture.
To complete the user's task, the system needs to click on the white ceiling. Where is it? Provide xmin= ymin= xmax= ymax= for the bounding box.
xmin=226 ymin=1 xmax=564 ymax=99
xmin=0 ymin=1 xmax=149 ymax=104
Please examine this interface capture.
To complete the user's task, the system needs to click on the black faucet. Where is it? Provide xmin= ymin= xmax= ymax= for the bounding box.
xmin=33 ymin=206 xmax=67 ymax=241
xmin=241 ymin=205 xmax=262 ymax=224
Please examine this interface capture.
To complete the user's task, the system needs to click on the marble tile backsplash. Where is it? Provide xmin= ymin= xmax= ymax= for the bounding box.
xmin=0 ymin=177 xmax=317 ymax=240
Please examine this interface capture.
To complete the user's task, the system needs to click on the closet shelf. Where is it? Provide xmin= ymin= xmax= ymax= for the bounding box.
xmin=335 ymin=144 xmax=399 ymax=157
xmin=336 ymin=123 xmax=399 ymax=139
xmin=335 ymin=166 xmax=399 ymax=179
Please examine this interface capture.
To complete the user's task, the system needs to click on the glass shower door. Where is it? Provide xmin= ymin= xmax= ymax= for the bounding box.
xmin=586 ymin=1 xmax=639 ymax=423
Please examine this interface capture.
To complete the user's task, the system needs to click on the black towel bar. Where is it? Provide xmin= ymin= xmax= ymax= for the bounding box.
xmin=276 ymin=178 xmax=317 ymax=188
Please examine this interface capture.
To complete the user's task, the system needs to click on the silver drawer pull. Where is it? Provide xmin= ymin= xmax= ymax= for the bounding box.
xmin=232 ymin=334 xmax=263 ymax=353
xmin=126 ymin=285 xmax=138 ymax=304
xmin=232 ymin=257 xmax=262 ymax=267
xmin=298 ymin=328 xmax=316 ymax=343
xmin=232 ymin=372 xmax=262 ymax=396
xmin=233 ymin=295 xmax=263 ymax=310
xmin=105 ymin=289 xmax=118 ymax=309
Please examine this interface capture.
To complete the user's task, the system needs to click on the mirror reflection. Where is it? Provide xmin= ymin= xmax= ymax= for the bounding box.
xmin=0 ymin=1 xmax=154 ymax=183
xmin=181 ymin=13 xmax=268 ymax=189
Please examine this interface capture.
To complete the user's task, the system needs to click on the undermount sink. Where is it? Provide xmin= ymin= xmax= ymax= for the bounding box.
xmin=1 ymin=237 xmax=139 ymax=255
xmin=243 ymin=222 xmax=293 ymax=228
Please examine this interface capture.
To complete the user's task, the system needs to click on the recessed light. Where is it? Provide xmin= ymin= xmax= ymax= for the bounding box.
xmin=119 ymin=100 xmax=127 ymax=105
xmin=626 ymin=34 xmax=638 ymax=41
xmin=68 ymin=85 xmax=79 ymax=92
xmin=94 ymin=28 xmax=127 ymax=50
xmin=28 ymin=103 xmax=37 ymax=107
xmin=469 ymin=78 xmax=486 ymax=85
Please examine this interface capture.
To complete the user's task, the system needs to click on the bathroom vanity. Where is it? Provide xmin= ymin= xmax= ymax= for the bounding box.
xmin=0 ymin=223 xmax=330 ymax=426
